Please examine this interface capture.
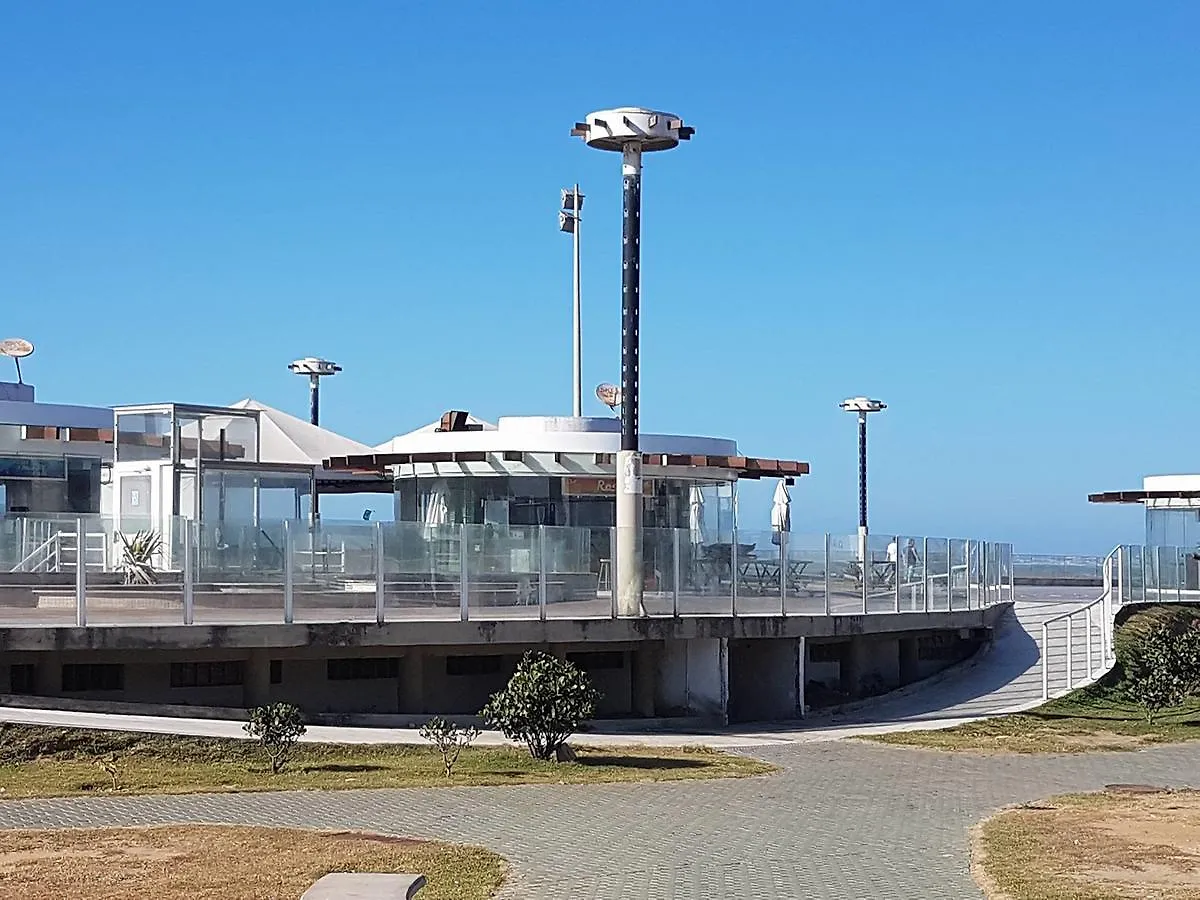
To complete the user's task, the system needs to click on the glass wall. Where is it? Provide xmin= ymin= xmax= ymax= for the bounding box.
xmin=115 ymin=412 xmax=172 ymax=462
xmin=394 ymin=474 xmax=737 ymax=533
xmin=1146 ymin=506 xmax=1200 ymax=550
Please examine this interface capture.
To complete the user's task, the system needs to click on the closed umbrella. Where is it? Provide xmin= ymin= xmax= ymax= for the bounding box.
xmin=770 ymin=480 xmax=791 ymax=546
xmin=423 ymin=479 xmax=449 ymax=538
xmin=688 ymin=484 xmax=706 ymax=547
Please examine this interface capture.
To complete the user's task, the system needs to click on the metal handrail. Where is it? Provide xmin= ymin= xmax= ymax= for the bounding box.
xmin=1041 ymin=547 xmax=1119 ymax=701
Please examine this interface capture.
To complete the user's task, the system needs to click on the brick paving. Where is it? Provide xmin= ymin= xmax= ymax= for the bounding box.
xmin=0 ymin=739 xmax=1196 ymax=898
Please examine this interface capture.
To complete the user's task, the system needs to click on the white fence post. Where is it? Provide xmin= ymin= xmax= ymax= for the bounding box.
xmin=538 ymin=525 xmax=548 ymax=622
xmin=459 ymin=533 xmax=469 ymax=622
xmin=75 ymin=517 xmax=87 ymax=627
xmin=375 ymin=521 xmax=385 ymax=626
xmin=182 ymin=519 xmax=194 ymax=626
xmin=1041 ymin=621 xmax=1050 ymax=701
xmin=1065 ymin=615 xmax=1074 ymax=692
xmin=672 ymin=528 xmax=681 ymax=617
xmin=922 ymin=537 xmax=929 ymax=613
xmin=823 ymin=533 xmax=831 ymax=616
xmin=283 ymin=520 xmax=294 ymax=625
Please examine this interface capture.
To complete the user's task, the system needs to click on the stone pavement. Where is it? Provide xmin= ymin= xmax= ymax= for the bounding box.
xmin=0 ymin=740 xmax=1196 ymax=899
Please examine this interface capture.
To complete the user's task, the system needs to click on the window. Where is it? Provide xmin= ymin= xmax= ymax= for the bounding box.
xmin=327 ymin=657 xmax=399 ymax=681
xmin=270 ymin=660 xmax=283 ymax=685
xmin=809 ymin=642 xmax=843 ymax=664
xmin=445 ymin=655 xmax=502 ymax=677
xmin=567 ymin=651 xmax=625 ymax=671
xmin=170 ymin=661 xmax=245 ymax=688
xmin=9 ymin=664 xmax=35 ymax=694
xmin=62 ymin=664 xmax=124 ymax=692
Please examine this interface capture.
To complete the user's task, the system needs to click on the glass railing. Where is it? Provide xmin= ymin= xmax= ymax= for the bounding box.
xmin=0 ymin=515 xmax=1015 ymax=626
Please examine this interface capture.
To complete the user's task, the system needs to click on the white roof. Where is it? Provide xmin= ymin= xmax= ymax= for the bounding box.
xmin=375 ymin=413 xmax=497 ymax=453
xmin=230 ymin=398 xmax=374 ymax=468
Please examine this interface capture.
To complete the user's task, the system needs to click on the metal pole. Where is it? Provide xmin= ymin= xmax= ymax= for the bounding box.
xmin=75 ymin=517 xmax=87 ymax=627
xmin=922 ymin=536 xmax=929 ymax=613
xmin=672 ymin=527 xmax=681 ymax=617
xmin=1065 ymin=615 xmax=1074 ymax=691
xmin=780 ymin=529 xmax=787 ymax=616
xmin=572 ymin=183 xmax=582 ymax=418
xmin=1041 ymin=622 xmax=1050 ymax=700
xmin=309 ymin=374 xmax=320 ymax=426
xmin=731 ymin=527 xmax=739 ymax=616
xmin=965 ymin=539 xmax=973 ymax=609
xmin=823 ymin=532 xmax=831 ymax=616
xmin=615 ymin=143 xmax=644 ymax=618
xmin=459 ymin=534 xmax=469 ymax=622
xmin=857 ymin=411 xmax=868 ymax=564
xmin=374 ymin=521 xmax=385 ymax=626
xmin=1086 ymin=605 xmax=1094 ymax=678
xmin=893 ymin=535 xmax=900 ymax=613
xmin=538 ymin=525 xmax=548 ymax=622
xmin=797 ymin=636 xmax=806 ymax=719
xmin=283 ymin=519 xmax=294 ymax=624
xmin=183 ymin=519 xmax=194 ymax=626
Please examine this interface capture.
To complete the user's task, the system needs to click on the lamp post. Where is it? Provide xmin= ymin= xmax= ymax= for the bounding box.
xmin=572 ymin=107 xmax=694 ymax=617
xmin=288 ymin=357 xmax=341 ymax=427
xmin=839 ymin=397 xmax=887 ymax=563
xmin=559 ymin=186 xmax=584 ymax=417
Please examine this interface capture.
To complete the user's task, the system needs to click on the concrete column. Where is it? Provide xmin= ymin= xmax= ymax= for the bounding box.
xmin=400 ymin=650 xmax=425 ymax=715
xmin=243 ymin=650 xmax=271 ymax=708
xmin=899 ymin=637 xmax=920 ymax=686
xmin=840 ymin=637 xmax=869 ymax=698
xmin=631 ymin=646 xmax=657 ymax=717
xmin=34 ymin=655 xmax=58 ymax=697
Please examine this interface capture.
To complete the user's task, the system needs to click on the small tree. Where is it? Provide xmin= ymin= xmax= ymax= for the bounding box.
xmin=480 ymin=651 xmax=600 ymax=761
xmin=419 ymin=717 xmax=480 ymax=778
xmin=1127 ymin=624 xmax=1200 ymax=722
xmin=244 ymin=703 xmax=307 ymax=774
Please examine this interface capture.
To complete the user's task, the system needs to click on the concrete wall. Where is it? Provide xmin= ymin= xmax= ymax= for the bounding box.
xmin=657 ymin=637 xmax=728 ymax=721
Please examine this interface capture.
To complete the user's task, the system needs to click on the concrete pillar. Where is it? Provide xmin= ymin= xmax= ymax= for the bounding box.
xmin=840 ymin=637 xmax=869 ymax=698
xmin=899 ymin=637 xmax=920 ymax=686
xmin=34 ymin=654 xmax=57 ymax=697
xmin=243 ymin=650 xmax=271 ymax=708
xmin=400 ymin=650 xmax=425 ymax=715
xmin=631 ymin=646 xmax=657 ymax=717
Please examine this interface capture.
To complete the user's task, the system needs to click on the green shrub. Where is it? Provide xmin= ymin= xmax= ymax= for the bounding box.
xmin=1114 ymin=605 xmax=1200 ymax=686
xmin=418 ymin=717 xmax=480 ymax=778
xmin=480 ymin=651 xmax=601 ymax=760
xmin=243 ymin=703 xmax=307 ymax=774
xmin=1124 ymin=622 xmax=1200 ymax=722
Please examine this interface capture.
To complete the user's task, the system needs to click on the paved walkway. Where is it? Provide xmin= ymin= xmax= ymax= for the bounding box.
xmin=5 ymin=586 xmax=1185 ymax=899
xmin=0 ymin=740 xmax=1195 ymax=898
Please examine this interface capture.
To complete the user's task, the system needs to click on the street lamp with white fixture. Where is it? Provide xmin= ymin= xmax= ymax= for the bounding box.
xmin=840 ymin=396 xmax=887 ymax=563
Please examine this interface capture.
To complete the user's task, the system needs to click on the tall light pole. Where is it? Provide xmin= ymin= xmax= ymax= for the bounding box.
xmin=559 ymin=186 xmax=584 ymax=416
xmin=288 ymin=357 xmax=341 ymax=427
xmin=572 ymin=107 xmax=694 ymax=617
xmin=840 ymin=397 xmax=887 ymax=563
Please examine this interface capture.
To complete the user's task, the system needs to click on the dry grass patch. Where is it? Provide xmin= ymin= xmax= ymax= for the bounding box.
xmin=860 ymin=689 xmax=1200 ymax=754
xmin=974 ymin=788 xmax=1200 ymax=900
xmin=0 ymin=824 xmax=505 ymax=900
xmin=0 ymin=725 xmax=773 ymax=800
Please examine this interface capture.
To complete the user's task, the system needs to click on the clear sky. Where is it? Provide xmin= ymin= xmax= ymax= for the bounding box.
xmin=2 ymin=2 xmax=1197 ymax=552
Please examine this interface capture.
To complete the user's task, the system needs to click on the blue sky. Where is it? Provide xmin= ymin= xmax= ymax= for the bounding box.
xmin=2 ymin=2 xmax=1197 ymax=552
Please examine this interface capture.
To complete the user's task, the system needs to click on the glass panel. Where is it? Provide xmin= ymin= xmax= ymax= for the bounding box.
xmin=543 ymin=525 xmax=609 ymax=620
xmin=291 ymin=521 xmax=377 ymax=623
xmin=824 ymin=534 xmax=861 ymax=614
xmin=640 ymin=527 xmax=676 ymax=617
xmin=380 ymin=521 xmax=460 ymax=621
xmin=463 ymin=523 xmax=540 ymax=620
xmin=864 ymin=533 xmax=895 ymax=613
xmin=948 ymin=539 xmax=968 ymax=611
xmin=896 ymin=536 xmax=925 ymax=612
xmin=784 ymin=532 xmax=827 ymax=615
xmin=115 ymin=411 xmax=172 ymax=462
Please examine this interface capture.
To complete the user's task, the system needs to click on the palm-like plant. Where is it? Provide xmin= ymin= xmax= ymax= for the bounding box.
xmin=117 ymin=530 xmax=163 ymax=585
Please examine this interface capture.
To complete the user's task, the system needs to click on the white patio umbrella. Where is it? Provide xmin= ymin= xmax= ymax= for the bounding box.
xmin=688 ymin=484 xmax=706 ymax=546
xmin=770 ymin=479 xmax=791 ymax=545
xmin=423 ymin=479 xmax=450 ymax=537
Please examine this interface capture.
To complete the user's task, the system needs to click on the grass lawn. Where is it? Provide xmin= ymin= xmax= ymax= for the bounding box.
xmin=0 ymin=824 xmax=505 ymax=900
xmin=860 ymin=682 xmax=1200 ymax=753
xmin=973 ymin=789 xmax=1200 ymax=899
xmin=0 ymin=724 xmax=773 ymax=799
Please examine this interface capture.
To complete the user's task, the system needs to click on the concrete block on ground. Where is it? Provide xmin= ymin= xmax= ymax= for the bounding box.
xmin=300 ymin=872 xmax=426 ymax=899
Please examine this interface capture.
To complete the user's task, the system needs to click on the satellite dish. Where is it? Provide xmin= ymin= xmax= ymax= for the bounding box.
xmin=595 ymin=383 xmax=622 ymax=412
xmin=0 ymin=338 xmax=34 ymax=359
xmin=0 ymin=338 xmax=33 ymax=384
